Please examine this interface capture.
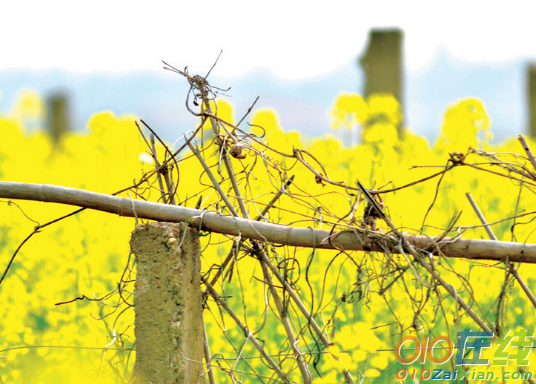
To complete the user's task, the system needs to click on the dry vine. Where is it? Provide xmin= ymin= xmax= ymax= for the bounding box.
xmin=2 ymin=57 xmax=536 ymax=383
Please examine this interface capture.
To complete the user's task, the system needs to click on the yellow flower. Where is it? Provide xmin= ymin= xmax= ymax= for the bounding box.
xmin=329 ymin=92 xmax=368 ymax=130
xmin=366 ymin=93 xmax=402 ymax=127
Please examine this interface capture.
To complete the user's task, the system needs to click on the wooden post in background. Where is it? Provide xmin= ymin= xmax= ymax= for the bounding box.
xmin=529 ymin=64 xmax=536 ymax=137
xmin=130 ymin=222 xmax=205 ymax=384
xmin=359 ymin=29 xmax=404 ymax=130
xmin=47 ymin=92 xmax=69 ymax=144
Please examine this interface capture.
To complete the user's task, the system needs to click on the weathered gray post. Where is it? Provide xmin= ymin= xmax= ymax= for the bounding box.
xmin=47 ymin=92 xmax=69 ymax=144
xmin=359 ymin=29 xmax=404 ymax=131
xmin=130 ymin=222 xmax=206 ymax=384
xmin=360 ymin=29 xmax=403 ymax=102
xmin=529 ymin=64 xmax=536 ymax=137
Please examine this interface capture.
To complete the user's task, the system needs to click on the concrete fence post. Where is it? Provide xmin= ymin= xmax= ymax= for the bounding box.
xmin=130 ymin=222 xmax=206 ymax=384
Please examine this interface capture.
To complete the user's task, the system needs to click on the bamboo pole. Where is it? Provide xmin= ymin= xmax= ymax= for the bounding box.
xmin=150 ymin=133 xmax=168 ymax=204
xmin=201 ymin=316 xmax=216 ymax=384
xmin=1 ymin=181 xmax=536 ymax=264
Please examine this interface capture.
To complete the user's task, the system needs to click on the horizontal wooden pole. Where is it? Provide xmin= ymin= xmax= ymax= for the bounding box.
xmin=1 ymin=181 xmax=535 ymax=264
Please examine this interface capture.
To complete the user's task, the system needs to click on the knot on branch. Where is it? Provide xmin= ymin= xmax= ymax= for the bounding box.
xmin=449 ymin=151 xmax=466 ymax=165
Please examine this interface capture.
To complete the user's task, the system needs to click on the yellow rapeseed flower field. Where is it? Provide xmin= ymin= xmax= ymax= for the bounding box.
xmin=1 ymin=90 xmax=535 ymax=383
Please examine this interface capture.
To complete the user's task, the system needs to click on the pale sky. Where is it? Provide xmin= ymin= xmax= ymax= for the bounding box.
xmin=2 ymin=0 xmax=536 ymax=79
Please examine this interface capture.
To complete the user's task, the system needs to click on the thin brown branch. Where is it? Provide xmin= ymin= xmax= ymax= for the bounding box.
xmin=518 ymin=135 xmax=536 ymax=173
xmin=202 ymin=276 xmax=290 ymax=384
xmin=466 ymin=192 xmax=536 ymax=310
